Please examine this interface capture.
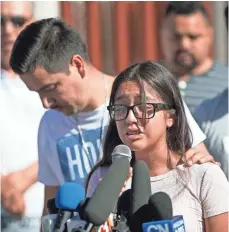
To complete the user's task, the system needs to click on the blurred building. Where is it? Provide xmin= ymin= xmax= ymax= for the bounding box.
xmin=33 ymin=1 xmax=228 ymax=76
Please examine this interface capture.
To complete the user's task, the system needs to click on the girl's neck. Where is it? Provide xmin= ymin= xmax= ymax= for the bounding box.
xmin=135 ymin=143 xmax=182 ymax=177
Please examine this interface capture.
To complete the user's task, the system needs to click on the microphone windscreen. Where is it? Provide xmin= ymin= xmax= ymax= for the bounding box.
xmin=117 ymin=189 xmax=131 ymax=216
xmin=129 ymin=160 xmax=151 ymax=232
xmin=47 ymin=198 xmax=59 ymax=214
xmin=84 ymin=157 xmax=130 ymax=226
xmin=112 ymin=144 xmax=132 ymax=163
xmin=148 ymin=192 xmax=173 ymax=220
xmin=130 ymin=160 xmax=151 ymax=216
xmin=55 ymin=182 xmax=85 ymax=210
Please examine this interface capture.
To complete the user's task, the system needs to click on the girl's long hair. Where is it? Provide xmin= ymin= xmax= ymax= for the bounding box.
xmin=85 ymin=61 xmax=192 ymax=190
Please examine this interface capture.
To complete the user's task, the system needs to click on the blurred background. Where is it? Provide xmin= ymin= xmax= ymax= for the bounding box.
xmin=34 ymin=1 xmax=228 ymax=76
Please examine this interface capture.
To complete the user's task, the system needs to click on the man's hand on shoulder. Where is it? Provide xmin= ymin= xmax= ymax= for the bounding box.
xmin=183 ymin=142 xmax=220 ymax=167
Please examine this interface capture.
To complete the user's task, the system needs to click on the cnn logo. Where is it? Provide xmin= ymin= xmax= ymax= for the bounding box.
xmin=146 ymin=224 xmax=169 ymax=232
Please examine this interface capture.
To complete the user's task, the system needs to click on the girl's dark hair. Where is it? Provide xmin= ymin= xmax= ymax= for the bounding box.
xmin=85 ymin=60 xmax=192 ymax=190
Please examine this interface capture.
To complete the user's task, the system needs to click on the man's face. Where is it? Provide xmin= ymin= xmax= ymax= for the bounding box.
xmin=160 ymin=11 xmax=213 ymax=72
xmin=20 ymin=66 xmax=88 ymax=116
xmin=1 ymin=1 xmax=33 ymax=69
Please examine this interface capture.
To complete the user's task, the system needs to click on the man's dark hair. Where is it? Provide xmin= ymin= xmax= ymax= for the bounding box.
xmin=165 ymin=1 xmax=209 ymax=21
xmin=10 ymin=18 xmax=89 ymax=74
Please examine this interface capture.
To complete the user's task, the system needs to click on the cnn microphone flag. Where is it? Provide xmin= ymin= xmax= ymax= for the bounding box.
xmin=142 ymin=215 xmax=186 ymax=232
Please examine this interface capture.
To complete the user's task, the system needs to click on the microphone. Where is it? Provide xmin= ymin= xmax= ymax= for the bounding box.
xmin=142 ymin=192 xmax=186 ymax=232
xmin=61 ymin=197 xmax=94 ymax=232
xmin=148 ymin=192 xmax=173 ymax=220
xmin=129 ymin=160 xmax=151 ymax=232
xmin=111 ymin=145 xmax=132 ymax=220
xmin=111 ymin=144 xmax=132 ymax=163
xmin=53 ymin=182 xmax=85 ymax=232
xmin=47 ymin=198 xmax=59 ymax=214
xmin=77 ymin=198 xmax=90 ymax=220
xmin=41 ymin=198 xmax=59 ymax=232
xmin=117 ymin=189 xmax=131 ymax=218
xmin=113 ymin=189 xmax=131 ymax=232
xmin=83 ymin=145 xmax=131 ymax=226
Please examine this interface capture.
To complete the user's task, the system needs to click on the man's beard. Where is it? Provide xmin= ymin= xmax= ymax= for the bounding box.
xmin=174 ymin=50 xmax=199 ymax=70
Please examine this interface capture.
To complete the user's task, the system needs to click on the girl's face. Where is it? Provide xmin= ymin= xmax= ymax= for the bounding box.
xmin=114 ymin=80 xmax=174 ymax=154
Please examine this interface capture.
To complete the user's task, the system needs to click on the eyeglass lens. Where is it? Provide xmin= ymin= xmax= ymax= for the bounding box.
xmin=111 ymin=104 xmax=155 ymax=120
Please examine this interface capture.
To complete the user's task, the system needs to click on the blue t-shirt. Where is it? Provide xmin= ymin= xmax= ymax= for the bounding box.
xmin=178 ymin=61 xmax=228 ymax=113
xmin=38 ymin=102 xmax=109 ymax=186
xmin=194 ymin=88 xmax=228 ymax=179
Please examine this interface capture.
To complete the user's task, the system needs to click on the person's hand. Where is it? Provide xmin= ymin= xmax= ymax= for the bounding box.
xmin=1 ymin=171 xmax=27 ymax=216
xmin=2 ymin=192 xmax=25 ymax=217
xmin=183 ymin=146 xmax=220 ymax=167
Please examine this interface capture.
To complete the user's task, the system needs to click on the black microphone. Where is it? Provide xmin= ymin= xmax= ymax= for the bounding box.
xmin=117 ymin=189 xmax=131 ymax=218
xmin=113 ymin=189 xmax=131 ymax=232
xmin=129 ymin=160 xmax=151 ymax=232
xmin=142 ymin=192 xmax=186 ymax=232
xmin=47 ymin=198 xmax=59 ymax=214
xmin=83 ymin=145 xmax=131 ymax=226
xmin=77 ymin=198 xmax=90 ymax=220
xmin=148 ymin=192 xmax=173 ymax=221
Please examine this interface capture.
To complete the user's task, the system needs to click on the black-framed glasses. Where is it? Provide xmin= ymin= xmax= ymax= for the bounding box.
xmin=107 ymin=103 xmax=173 ymax=121
xmin=1 ymin=16 xmax=30 ymax=28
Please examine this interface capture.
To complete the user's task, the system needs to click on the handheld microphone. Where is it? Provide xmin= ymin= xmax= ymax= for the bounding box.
xmin=83 ymin=145 xmax=131 ymax=226
xmin=129 ymin=160 xmax=151 ymax=232
xmin=111 ymin=145 xmax=132 ymax=220
xmin=142 ymin=192 xmax=186 ymax=232
xmin=111 ymin=145 xmax=132 ymax=163
xmin=53 ymin=182 xmax=85 ymax=232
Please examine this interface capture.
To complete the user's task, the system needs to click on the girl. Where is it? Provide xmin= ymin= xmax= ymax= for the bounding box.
xmin=86 ymin=61 xmax=228 ymax=232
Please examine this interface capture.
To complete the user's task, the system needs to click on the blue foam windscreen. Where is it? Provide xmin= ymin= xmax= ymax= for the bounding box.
xmin=55 ymin=182 xmax=85 ymax=210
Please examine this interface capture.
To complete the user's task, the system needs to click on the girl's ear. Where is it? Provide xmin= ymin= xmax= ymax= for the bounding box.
xmin=166 ymin=110 xmax=176 ymax=128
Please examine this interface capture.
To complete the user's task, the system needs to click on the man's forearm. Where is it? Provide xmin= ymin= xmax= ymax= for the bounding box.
xmin=21 ymin=161 xmax=39 ymax=193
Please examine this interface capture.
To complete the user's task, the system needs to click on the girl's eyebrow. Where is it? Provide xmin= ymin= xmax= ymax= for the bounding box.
xmin=145 ymin=96 xmax=157 ymax=102
xmin=114 ymin=94 xmax=157 ymax=102
xmin=114 ymin=94 xmax=126 ymax=101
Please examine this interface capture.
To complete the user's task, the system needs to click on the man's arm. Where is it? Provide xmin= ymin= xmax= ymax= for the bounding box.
xmin=20 ymin=161 xmax=39 ymax=191
xmin=1 ymin=161 xmax=39 ymax=216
